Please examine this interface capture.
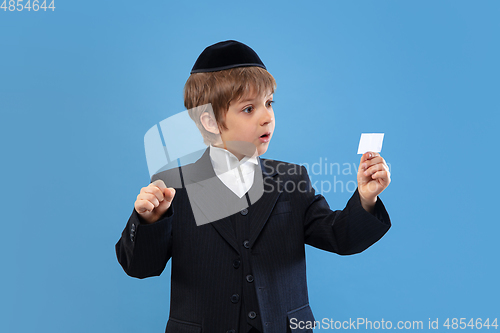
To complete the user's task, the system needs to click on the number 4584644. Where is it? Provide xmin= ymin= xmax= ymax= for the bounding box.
xmin=1 ymin=0 xmax=56 ymax=11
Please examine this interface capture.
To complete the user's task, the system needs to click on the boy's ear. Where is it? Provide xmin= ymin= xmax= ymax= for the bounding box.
xmin=200 ymin=112 xmax=220 ymax=134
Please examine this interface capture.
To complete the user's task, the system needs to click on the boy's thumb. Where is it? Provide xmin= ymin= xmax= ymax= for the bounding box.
xmin=152 ymin=179 xmax=167 ymax=189
xmin=165 ymin=187 xmax=176 ymax=199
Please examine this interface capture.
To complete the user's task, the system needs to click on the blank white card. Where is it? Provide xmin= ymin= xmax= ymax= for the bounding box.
xmin=357 ymin=133 xmax=384 ymax=154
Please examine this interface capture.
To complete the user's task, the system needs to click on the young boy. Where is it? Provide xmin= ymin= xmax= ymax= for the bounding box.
xmin=116 ymin=40 xmax=391 ymax=333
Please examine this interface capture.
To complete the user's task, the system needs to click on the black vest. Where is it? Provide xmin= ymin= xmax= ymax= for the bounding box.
xmin=230 ymin=191 xmax=263 ymax=333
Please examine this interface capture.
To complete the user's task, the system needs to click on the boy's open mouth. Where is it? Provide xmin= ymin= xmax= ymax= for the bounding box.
xmin=259 ymin=132 xmax=271 ymax=143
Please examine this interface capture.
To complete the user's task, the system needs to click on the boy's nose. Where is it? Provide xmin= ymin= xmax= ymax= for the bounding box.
xmin=259 ymin=108 xmax=274 ymax=125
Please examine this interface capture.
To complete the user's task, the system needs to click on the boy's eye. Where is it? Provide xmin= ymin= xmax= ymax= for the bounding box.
xmin=266 ymin=100 xmax=275 ymax=108
xmin=242 ymin=106 xmax=254 ymax=113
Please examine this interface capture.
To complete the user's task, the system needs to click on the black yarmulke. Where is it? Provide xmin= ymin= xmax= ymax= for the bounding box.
xmin=190 ymin=40 xmax=266 ymax=74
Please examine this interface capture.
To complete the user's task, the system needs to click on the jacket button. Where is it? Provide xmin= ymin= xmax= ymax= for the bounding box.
xmin=248 ymin=311 xmax=257 ymax=319
xmin=233 ymin=259 xmax=241 ymax=269
xmin=230 ymin=294 xmax=240 ymax=303
xmin=130 ymin=224 xmax=136 ymax=242
xmin=243 ymin=240 xmax=250 ymax=249
xmin=246 ymin=274 xmax=254 ymax=283
xmin=240 ymin=208 xmax=248 ymax=215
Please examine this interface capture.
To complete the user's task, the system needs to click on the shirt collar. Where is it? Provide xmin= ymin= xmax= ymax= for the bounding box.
xmin=209 ymin=145 xmax=258 ymax=174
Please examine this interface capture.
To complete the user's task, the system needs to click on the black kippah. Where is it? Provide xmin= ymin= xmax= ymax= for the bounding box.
xmin=190 ymin=40 xmax=266 ymax=74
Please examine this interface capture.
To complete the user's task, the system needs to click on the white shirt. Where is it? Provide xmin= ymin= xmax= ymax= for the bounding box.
xmin=209 ymin=145 xmax=258 ymax=198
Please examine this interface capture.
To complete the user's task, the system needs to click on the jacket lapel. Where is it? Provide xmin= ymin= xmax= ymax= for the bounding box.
xmin=183 ymin=151 xmax=283 ymax=254
xmin=181 ymin=148 xmax=241 ymax=254
xmin=210 ymin=219 xmax=240 ymax=255
xmin=248 ymin=158 xmax=282 ymax=247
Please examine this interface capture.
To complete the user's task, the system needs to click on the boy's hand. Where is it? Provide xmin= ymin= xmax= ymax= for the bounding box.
xmin=357 ymin=152 xmax=391 ymax=213
xmin=134 ymin=180 xmax=176 ymax=224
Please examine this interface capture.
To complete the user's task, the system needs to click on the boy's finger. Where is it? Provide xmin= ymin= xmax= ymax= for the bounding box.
xmin=364 ymin=156 xmax=386 ymax=169
xmin=364 ymin=163 xmax=386 ymax=176
xmin=138 ymin=193 xmax=160 ymax=207
xmin=144 ymin=184 xmax=165 ymax=202
xmin=359 ymin=152 xmax=371 ymax=164
xmin=136 ymin=199 xmax=155 ymax=213
xmin=360 ymin=154 xmax=382 ymax=173
xmin=360 ymin=152 xmax=379 ymax=164
xmin=163 ymin=188 xmax=176 ymax=202
xmin=371 ymin=170 xmax=391 ymax=184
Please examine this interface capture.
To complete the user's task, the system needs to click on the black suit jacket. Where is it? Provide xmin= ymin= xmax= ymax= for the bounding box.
xmin=116 ymin=149 xmax=391 ymax=333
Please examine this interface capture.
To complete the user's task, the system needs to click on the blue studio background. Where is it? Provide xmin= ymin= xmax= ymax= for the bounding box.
xmin=1 ymin=1 xmax=499 ymax=332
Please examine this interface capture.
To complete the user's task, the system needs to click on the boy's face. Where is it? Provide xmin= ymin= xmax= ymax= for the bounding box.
xmin=218 ymin=90 xmax=275 ymax=159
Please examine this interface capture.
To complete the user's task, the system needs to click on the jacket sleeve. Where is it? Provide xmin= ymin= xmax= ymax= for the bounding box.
xmin=301 ymin=166 xmax=391 ymax=255
xmin=115 ymin=167 xmax=185 ymax=278
xmin=115 ymin=206 xmax=174 ymax=279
